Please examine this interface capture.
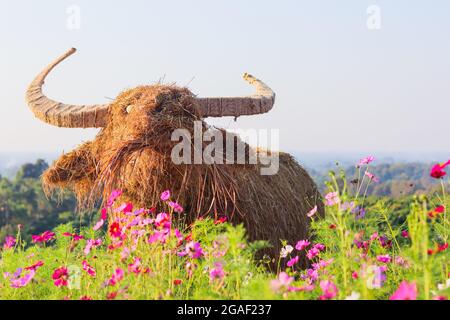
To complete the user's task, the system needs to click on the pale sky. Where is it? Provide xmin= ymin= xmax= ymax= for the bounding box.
xmin=1 ymin=0 xmax=449 ymax=155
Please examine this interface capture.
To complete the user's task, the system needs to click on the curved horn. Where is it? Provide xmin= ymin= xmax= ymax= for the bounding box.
xmin=25 ymin=48 xmax=109 ymax=128
xmin=195 ymin=73 xmax=275 ymax=117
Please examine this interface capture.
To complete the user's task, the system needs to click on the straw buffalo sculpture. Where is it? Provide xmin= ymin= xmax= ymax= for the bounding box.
xmin=25 ymin=48 xmax=323 ymax=264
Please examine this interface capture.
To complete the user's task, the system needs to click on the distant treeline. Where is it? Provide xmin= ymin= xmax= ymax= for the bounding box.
xmin=309 ymin=162 xmax=447 ymax=198
xmin=0 ymin=159 xmax=94 ymax=243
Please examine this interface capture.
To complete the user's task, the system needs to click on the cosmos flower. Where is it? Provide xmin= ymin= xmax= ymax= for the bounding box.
xmin=376 ymin=254 xmax=391 ymax=263
xmin=295 ymin=240 xmax=310 ymax=251
xmin=109 ymin=221 xmax=123 ymax=239
xmin=128 ymin=257 xmax=142 ymax=274
xmin=178 ymin=241 xmax=204 ymax=259
xmin=62 ymin=232 xmax=84 ymax=241
xmin=306 ymin=247 xmax=320 ymax=260
xmin=324 ymin=192 xmax=340 ymax=206
xmin=286 ymin=256 xmax=299 ymax=267
xmin=365 ymin=171 xmax=380 ymax=183
xmin=108 ymin=268 xmax=125 ymax=286
xmin=32 ymin=231 xmax=55 ymax=243
xmin=430 ymin=161 xmax=450 ymax=179
xmin=209 ymin=262 xmax=225 ymax=281
xmin=168 ymin=201 xmax=184 ymax=213
xmin=160 ymin=190 xmax=171 ymax=201
xmin=270 ymin=272 xmax=294 ymax=293
xmin=358 ymin=156 xmax=375 ymax=166
xmin=52 ymin=267 xmax=69 ymax=287
xmin=84 ymin=239 xmax=102 ymax=255
xmin=107 ymin=189 xmax=123 ymax=207
xmin=307 ymin=206 xmax=318 ymax=218
xmin=280 ymin=245 xmax=294 ymax=258
xmin=401 ymin=230 xmax=409 ymax=238
xmin=3 ymin=236 xmax=16 ymax=249
xmin=389 ymin=281 xmax=417 ymax=300
xmin=428 ymin=205 xmax=445 ymax=218
xmin=82 ymin=260 xmax=96 ymax=277
xmin=319 ymin=280 xmax=338 ymax=300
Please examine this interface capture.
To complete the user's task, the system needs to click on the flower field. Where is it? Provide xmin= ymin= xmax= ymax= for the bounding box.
xmin=0 ymin=157 xmax=448 ymax=300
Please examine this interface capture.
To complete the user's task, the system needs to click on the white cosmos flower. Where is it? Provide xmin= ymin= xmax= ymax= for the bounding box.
xmin=280 ymin=245 xmax=294 ymax=258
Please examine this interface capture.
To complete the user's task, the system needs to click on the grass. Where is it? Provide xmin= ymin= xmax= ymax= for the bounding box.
xmin=0 ymin=160 xmax=448 ymax=300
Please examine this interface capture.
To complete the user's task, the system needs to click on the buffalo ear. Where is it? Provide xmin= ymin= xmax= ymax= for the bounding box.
xmin=42 ymin=142 xmax=97 ymax=191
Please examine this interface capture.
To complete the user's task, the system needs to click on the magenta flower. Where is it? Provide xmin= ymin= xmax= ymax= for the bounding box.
xmin=168 ymin=201 xmax=184 ymax=213
xmin=307 ymin=206 xmax=317 ymax=218
xmin=209 ymin=262 xmax=225 ymax=281
xmin=3 ymin=236 xmax=16 ymax=249
xmin=84 ymin=239 xmax=102 ymax=255
xmin=287 ymin=256 xmax=299 ymax=267
xmin=295 ymin=239 xmax=310 ymax=251
xmin=52 ymin=267 xmax=69 ymax=287
xmin=148 ymin=229 xmax=169 ymax=244
xmin=324 ymin=192 xmax=340 ymax=206
xmin=401 ymin=230 xmax=409 ymax=238
xmin=154 ymin=212 xmax=171 ymax=229
xmin=4 ymin=268 xmax=36 ymax=288
xmin=313 ymin=243 xmax=326 ymax=251
xmin=93 ymin=219 xmax=105 ymax=231
xmin=390 ymin=281 xmax=417 ymax=300
xmin=358 ymin=156 xmax=375 ymax=166
xmin=107 ymin=189 xmax=123 ymax=207
xmin=32 ymin=230 xmax=55 ymax=243
xmin=62 ymin=232 xmax=84 ymax=241
xmin=128 ymin=257 xmax=142 ymax=274
xmin=319 ymin=280 xmax=338 ymax=300
xmin=376 ymin=254 xmax=391 ymax=263
xmin=25 ymin=261 xmax=44 ymax=271
xmin=82 ymin=260 xmax=96 ymax=277
xmin=430 ymin=161 xmax=450 ymax=179
xmin=312 ymin=258 xmax=333 ymax=270
xmin=365 ymin=171 xmax=380 ymax=183
xmin=179 ymin=241 xmax=204 ymax=259
xmin=108 ymin=268 xmax=125 ymax=286
xmin=306 ymin=247 xmax=320 ymax=260
xmin=270 ymin=272 xmax=294 ymax=293
xmin=160 ymin=190 xmax=171 ymax=201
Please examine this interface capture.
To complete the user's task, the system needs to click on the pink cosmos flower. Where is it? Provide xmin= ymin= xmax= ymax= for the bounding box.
xmin=25 ymin=261 xmax=44 ymax=271
xmin=365 ymin=171 xmax=380 ymax=183
xmin=84 ymin=239 xmax=102 ymax=255
xmin=32 ymin=230 xmax=55 ymax=243
xmin=430 ymin=161 xmax=450 ymax=179
xmin=62 ymin=232 xmax=84 ymax=241
xmin=351 ymin=271 xmax=359 ymax=279
xmin=107 ymin=189 xmax=123 ymax=207
xmin=160 ymin=190 xmax=171 ymax=201
xmin=128 ymin=258 xmax=142 ymax=274
xmin=295 ymin=239 xmax=310 ymax=251
xmin=82 ymin=260 xmax=96 ymax=277
xmin=9 ymin=269 xmax=36 ymax=288
xmin=401 ymin=230 xmax=409 ymax=238
xmin=178 ymin=241 xmax=204 ymax=259
xmin=108 ymin=268 xmax=125 ymax=286
xmin=120 ymin=247 xmax=131 ymax=261
xmin=109 ymin=221 xmax=123 ymax=238
xmin=287 ymin=256 xmax=299 ymax=267
xmin=389 ymin=281 xmax=417 ymax=300
xmin=3 ymin=236 xmax=16 ymax=249
xmin=306 ymin=247 xmax=320 ymax=260
xmin=93 ymin=219 xmax=105 ymax=231
xmin=376 ymin=254 xmax=391 ymax=263
xmin=154 ymin=212 xmax=171 ymax=229
xmin=52 ymin=267 xmax=69 ymax=287
xmin=101 ymin=207 xmax=108 ymax=220
xmin=307 ymin=206 xmax=317 ymax=218
xmin=313 ymin=243 xmax=326 ymax=251
xmin=312 ymin=258 xmax=333 ymax=270
xmin=270 ymin=272 xmax=294 ymax=293
xmin=148 ymin=229 xmax=170 ymax=244
xmin=319 ymin=280 xmax=338 ymax=300
xmin=115 ymin=202 xmax=133 ymax=214
xmin=168 ymin=201 xmax=184 ymax=213
xmin=358 ymin=156 xmax=375 ymax=166
xmin=324 ymin=192 xmax=340 ymax=206
xmin=209 ymin=262 xmax=225 ymax=281
xmin=340 ymin=201 xmax=355 ymax=211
